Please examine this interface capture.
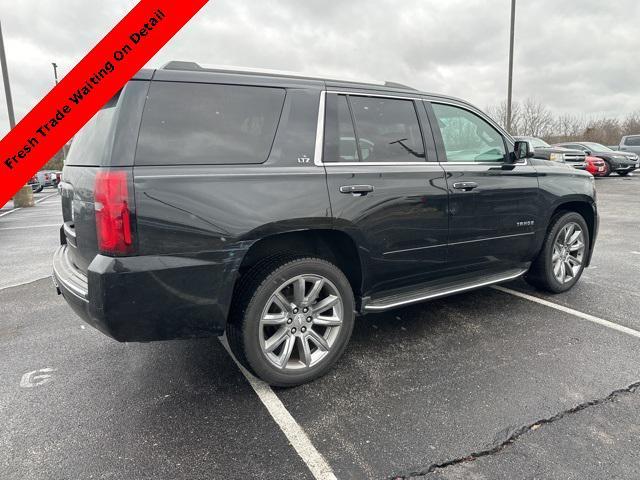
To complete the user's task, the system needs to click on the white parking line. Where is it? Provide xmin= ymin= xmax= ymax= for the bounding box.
xmin=493 ymin=285 xmax=640 ymax=339
xmin=0 ymin=275 xmax=52 ymax=292
xmin=0 ymin=193 xmax=58 ymax=218
xmin=0 ymin=223 xmax=61 ymax=231
xmin=219 ymin=337 xmax=337 ymax=480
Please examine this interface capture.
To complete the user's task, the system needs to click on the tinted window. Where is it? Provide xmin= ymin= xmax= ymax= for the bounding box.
xmin=323 ymin=94 xmax=359 ymax=162
xmin=137 ymin=82 xmax=285 ymax=165
xmin=65 ymin=94 xmax=119 ymax=166
xmin=528 ymin=138 xmax=550 ymax=148
xmin=624 ymin=136 xmax=640 ymax=146
xmin=349 ymin=96 xmax=425 ymax=162
xmin=432 ymin=103 xmax=506 ymax=162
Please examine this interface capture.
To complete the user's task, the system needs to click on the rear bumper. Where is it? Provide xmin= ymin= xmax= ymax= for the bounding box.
xmin=53 ymin=245 xmax=243 ymax=342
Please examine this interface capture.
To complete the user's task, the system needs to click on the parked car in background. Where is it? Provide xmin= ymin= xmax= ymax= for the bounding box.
xmin=36 ymin=170 xmax=56 ymax=187
xmin=513 ymin=136 xmax=586 ymax=169
xmin=51 ymin=171 xmax=62 ymax=186
xmin=619 ymin=135 xmax=640 ymax=156
xmin=584 ymin=156 xmax=608 ymax=177
xmin=553 ymin=142 xmax=639 ymax=176
xmin=53 ymin=63 xmax=599 ymax=386
xmin=28 ymin=176 xmax=43 ymax=193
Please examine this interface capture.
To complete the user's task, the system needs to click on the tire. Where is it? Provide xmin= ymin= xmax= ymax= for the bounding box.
xmin=602 ymin=161 xmax=612 ymax=177
xmin=618 ymin=170 xmax=630 ymax=176
xmin=525 ymin=211 xmax=590 ymax=293
xmin=227 ymin=256 xmax=355 ymax=387
xmin=35 ymin=186 xmax=43 ymax=193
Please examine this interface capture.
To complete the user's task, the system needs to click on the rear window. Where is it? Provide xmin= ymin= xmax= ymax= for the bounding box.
xmin=65 ymin=95 xmax=119 ymax=166
xmin=136 ymin=82 xmax=286 ymax=165
xmin=624 ymin=136 xmax=640 ymax=146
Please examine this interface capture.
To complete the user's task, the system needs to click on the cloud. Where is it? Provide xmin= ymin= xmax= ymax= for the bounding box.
xmin=0 ymin=0 xmax=638 ymax=137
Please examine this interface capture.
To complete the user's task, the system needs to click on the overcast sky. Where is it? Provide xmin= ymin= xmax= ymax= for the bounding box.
xmin=0 ymin=0 xmax=638 ymax=136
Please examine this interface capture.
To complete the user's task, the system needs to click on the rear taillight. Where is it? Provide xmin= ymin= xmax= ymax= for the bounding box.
xmin=94 ymin=170 xmax=134 ymax=255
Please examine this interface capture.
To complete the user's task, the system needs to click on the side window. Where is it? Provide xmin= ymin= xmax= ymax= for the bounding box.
xmin=136 ymin=82 xmax=285 ymax=165
xmin=349 ymin=96 xmax=425 ymax=162
xmin=625 ymin=136 xmax=640 ymax=146
xmin=323 ymin=94 xmax=359 ymax=162
xmin=431 ymin=103 xmax=506 ymax=162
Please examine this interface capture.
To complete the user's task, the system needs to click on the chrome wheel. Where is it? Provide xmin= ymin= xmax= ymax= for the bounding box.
xmin=552 ymin=222 xmax=585 ymax=284
xmin=259 ymin=274 xmax=344 ymax=371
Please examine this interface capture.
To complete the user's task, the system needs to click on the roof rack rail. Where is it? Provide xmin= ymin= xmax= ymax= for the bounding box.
xmin=160 ymin=61 xmax=411 ymax=90
xmin=162 ymin=61 xmax=202 ymax=71
xmin=384 ymin=81 xmax=416 ymax=90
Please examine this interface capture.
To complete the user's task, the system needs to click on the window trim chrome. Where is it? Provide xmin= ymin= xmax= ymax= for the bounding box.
xmin=315 ymin=90 xmax=527 ymax=167
xmin=313 ymin=90 xmax=326 ymax=166
xmin=315 ymin=90 xmax=435 ymax=167
xmin=427 ymin=99 xmax=528 ymax=166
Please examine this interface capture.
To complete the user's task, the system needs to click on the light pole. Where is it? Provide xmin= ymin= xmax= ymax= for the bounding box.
xmin=52 ymin=62 xmax=58 ymax=85
xmin=506 ymin=0 xmax=516 ymax=133
xmin=0 ymin=21 xmax=15 ymax=129
xmin=0 ymin=21 xmax=33 ymax=207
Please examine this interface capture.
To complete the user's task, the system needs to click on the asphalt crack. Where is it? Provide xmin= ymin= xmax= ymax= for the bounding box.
xmin=391 ymin=380 xmax=640 ymax=479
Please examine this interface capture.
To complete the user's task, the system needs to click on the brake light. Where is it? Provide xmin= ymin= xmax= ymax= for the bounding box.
xmin=94 ymin=170 xmax=134 ymax=255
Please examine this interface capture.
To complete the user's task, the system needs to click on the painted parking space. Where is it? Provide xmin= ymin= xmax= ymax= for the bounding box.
xmin=1 ymin=175 xmax=639 ymax=479
xmin=273 ymin=288 xmax=640 ymax=479
xmin=0 ymin=280 xmax=315 ymax=480
xmin=502 ymin=175 xmax=640 ymax=331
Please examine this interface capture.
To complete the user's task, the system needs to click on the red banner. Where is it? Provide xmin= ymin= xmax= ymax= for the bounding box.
xmin=0 ymin=0 xmax=209 ymax=206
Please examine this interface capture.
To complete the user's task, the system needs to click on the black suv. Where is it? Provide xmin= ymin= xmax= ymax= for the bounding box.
xmin=53 ymin=62 xmax=598 ymax=386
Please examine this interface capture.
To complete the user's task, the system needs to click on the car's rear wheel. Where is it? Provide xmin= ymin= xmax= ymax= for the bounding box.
xmin=525 ymin=212 xmax=589 ymax=293
xmin=227 ymin=257 xmax=355 ymax=387
xmin=618 ymin=170 xmax=630 ymax=176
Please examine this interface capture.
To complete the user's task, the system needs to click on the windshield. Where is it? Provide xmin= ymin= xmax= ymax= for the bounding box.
xmin=528 ymin=138 xmax=550 ymax=148
xmin=582 ymin=142 xmax=612 ymax=152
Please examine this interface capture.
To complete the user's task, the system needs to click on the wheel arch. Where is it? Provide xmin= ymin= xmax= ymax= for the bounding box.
xmin=236 ymin=229 xmax=366 ymax=302
xmin=546 ymin=199 xmax=597 ymax=266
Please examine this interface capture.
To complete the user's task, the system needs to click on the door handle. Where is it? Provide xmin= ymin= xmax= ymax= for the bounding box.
xmin=452 ymin=181 xmax=478 ymax=191
xmin=339 ymin=185 xmax=374 ymax=196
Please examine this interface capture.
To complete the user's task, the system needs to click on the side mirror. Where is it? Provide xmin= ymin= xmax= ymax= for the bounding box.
xmin=584 ymin=150 xmax=591 ymax=156
xmin=513 ymin=140 xmax=534 ymax=160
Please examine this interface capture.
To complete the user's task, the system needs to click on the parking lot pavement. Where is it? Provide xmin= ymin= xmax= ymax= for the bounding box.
xmin=275 ymin=289 xmax=640 ymax=479
xmin=0 ymin=190 xmax=62 ymax=289
xmin=1 ymin=174 xmax=639 ymax=480
xmin=0 ymin=190 xmax=57 ymax=212
xmin=426 ymin=386 xmax=640 ymax=480
xmin=0 ymin=280 xmax=313 ymax=480
xmin=503 ymin=175 xmax=640 ymax=331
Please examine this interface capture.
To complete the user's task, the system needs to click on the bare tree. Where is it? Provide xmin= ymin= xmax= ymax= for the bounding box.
xmin=622 ymin=111 xmax=640 ymax=135
xmin=520 ymin=98 xmax=554 ymax=138
xmin=547 ymin=114 xmax=585 ymax=143
xmin=486 ymin=100 xmax=639 ymax=145
xmin=487 ymin=100 xmax=521 ymax=135
xmin=583 ymin=117 xmax=621 ymax=146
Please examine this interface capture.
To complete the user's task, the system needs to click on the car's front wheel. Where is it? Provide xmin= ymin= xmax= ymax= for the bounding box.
xmin=227 ymin=257 xmax=355 ymax=387
xmin=525 ymin=212 xmax=589 ymax=293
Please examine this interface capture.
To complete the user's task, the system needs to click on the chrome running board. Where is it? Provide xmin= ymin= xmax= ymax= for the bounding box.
xmin=363 ymin=268 xmax=528 ymax=312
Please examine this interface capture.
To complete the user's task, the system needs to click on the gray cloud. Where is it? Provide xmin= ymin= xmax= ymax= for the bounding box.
xmin=1 ymin=0 xmax=639 ymax=137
